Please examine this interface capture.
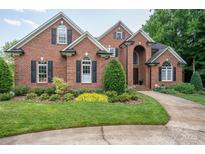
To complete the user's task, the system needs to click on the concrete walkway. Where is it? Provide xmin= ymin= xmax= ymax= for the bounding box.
xmin=0 ymin=91 xmax=205 ymax=144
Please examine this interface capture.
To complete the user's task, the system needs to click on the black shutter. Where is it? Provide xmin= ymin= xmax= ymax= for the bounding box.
xmin=115 ymin=48 xmax=119 ymax=57
xmin=48 ymin=61 xmax=53 ymax=83
xmin=31 ymin=60 xmax=36 ymax=83
xmin=51 ymin=28 xmax=57 ymax=44
xmin=113 ymin=32 xmax=116 ymax=39
xmin=173 ymin=67 xmax=176 ymax=81
xmin=67 ymin=29 xmax=72 ymax=44
xmin=76 ymin=60 xmax=81 ymax=83
xmin=122 ymin=32 xmax=125 ymax=39
xmin=159 ymin=67 xmax=161 ymax=81
xmin=92 ymin=61 xmax=97 ymax=83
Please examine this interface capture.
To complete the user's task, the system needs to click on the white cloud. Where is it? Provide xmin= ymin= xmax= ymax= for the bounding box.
xmin=21 ymin=19 xmax=39 ymax=28
xmin=3 ymin=18 xmax=22 ymax=26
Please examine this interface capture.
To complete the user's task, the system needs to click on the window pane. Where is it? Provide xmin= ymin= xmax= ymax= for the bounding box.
xmin=38 ymin=62 xmax=47 ymax=83
xmin=161 ymin=69 xmax=166 ymax=81
xmin=167 ymin=69 xmax=172 ymax=80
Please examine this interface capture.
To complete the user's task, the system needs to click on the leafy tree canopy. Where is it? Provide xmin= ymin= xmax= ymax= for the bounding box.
xmin=143 ymin=10 xmax=205 ymax=85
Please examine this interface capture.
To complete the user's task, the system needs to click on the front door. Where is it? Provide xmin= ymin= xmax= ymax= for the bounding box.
xmin=133 ymin=68 xmax=138 ymax=84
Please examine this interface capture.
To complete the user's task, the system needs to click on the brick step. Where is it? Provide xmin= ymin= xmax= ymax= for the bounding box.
xmin=133 ymin=85 xmax=150 ymax=91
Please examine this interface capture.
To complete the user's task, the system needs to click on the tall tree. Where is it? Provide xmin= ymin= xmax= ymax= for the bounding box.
xmin=1 ymin=40 xmax=18 ymax=64
xmin=143 ymin=10 xmax=205 ymax=85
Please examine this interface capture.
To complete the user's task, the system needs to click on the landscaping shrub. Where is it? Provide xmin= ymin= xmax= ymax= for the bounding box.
xmin=172 ymin=83 xmax=195 ymax=94
xmin=104 ymin=91 xmax=118 ymax=102
xmin=45 ymin=87 xmax=56 ymax=96
xmin=39 ymin=93 xmax=49 ymax=101
xmin=70 ymin=88 xmax=104 ymax=97
xmin=198 ymin=90 xmax=205 ymax=95
xmin=0 ymin=58 xmax=13 ymax=93
xmin=26 ymin=93 xmax=37 ymax=100
xmin=103 ymin=59 xmax=126 ymax=94
xmin=49 ymin=94 xmax=61 ymax=101
xmin=112 ymin=92 xmax=138 ymax=102
xmin=33 ymin=87 xmax=46 ymax=96
xmin=63 ymin=93 xmax=75 ymax=102
xmin=76 ymin=93 xmax=108 ymax=103
xmin=153 ymin=86 xmax=177 ymax=94
xmin=12 ymin=85 xmax=29 ymax=96
xmin=53 ymin=77 xmax=68 ymax=95
xmin=0 ymin=93 xmax=13 ymax=101
xmin=190 ymin=71 xmax=203 ymax=91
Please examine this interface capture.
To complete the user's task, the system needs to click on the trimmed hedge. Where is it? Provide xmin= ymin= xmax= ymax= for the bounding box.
xmin=0 ymin=58 xmax=13 ymax=93
xmin=76 ymin=93 xmax=108 ymax=103
xmin=0 ymin=93 xmax=13 ymax=101
xmin=190 ymin=71 xmax=203 ymax=91
xmin=12 ymin=85 xmax=29 ymax=96
xmin=103 ymin=59 xmax=126 ymax=94
xmin=172 ymin=83 xmax=195 ymax=94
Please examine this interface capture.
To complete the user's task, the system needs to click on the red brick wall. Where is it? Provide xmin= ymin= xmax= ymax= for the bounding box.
xmin=15 ymin=18 xmax=81 ymax=87
xmin=126 ymin=33 xmax=152 ymax=88
xmin=66 ymin=37 xmax=109 ymax=89
xmin=150 ymin=50 xmax=183 ymax=89
xmin=99 ymin=24 xmax=131 ymax=49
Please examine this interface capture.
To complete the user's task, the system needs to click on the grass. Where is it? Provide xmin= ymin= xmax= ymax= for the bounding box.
xmin=0 ymin=93 xmax=169 ymax=138
xmin=175 ymin=93 xmax=205 ymax=106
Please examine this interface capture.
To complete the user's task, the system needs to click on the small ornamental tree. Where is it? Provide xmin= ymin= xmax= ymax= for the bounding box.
xmin=190 ymin=71 xmax=203 ymax=91
xmin=0 ymin=58 xmax=13 ymax=93
xmin=103 ymin=59 xmax=126 ymax=94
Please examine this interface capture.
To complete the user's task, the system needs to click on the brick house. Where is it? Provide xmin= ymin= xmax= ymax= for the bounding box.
xmin=6 ymin=12 xmax=186 ymax=89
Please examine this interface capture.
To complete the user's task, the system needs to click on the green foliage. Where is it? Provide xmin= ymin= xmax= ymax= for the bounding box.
xmin=112 ymin=92 xmax=138 ymax=102
xmin=45 ymin=87 xmax=56 ymax=96
xmin=12 ymin=85 xmax=29 ymax=96
xmin=49 ymin=94 xmax=61 ymax=101
xmin=143 ymin=10 xmax=205 ymax=85
xmin=53 ymin=77 xmax=68 ymax=95
xmin=76 ymin=93 xmax=108 ymax=103
xmin=2 ymin=40 xmax=18 ymax=63
xmin=39 ymin=93 xmax=49 ymax=101
xmin=0 ymin=93 xmax=13 ymax=101
xmin=153 ymin=86 xmax=177 ymax=95
xmin=190 ymin=71 xmax=203 ymax=91
xmin=26 ymin=93 xmax=37 ymax=100
xmin=0 ymin=58 xmax=13 ymax=93
xmin=172 ymin=83 xmax=195 ymax=94
xmin=33 ymin=87 xmax=46 ymax=96
xmin=63 ymin=93 xmax=75 ymax=102
xmin=103 ymin=59 xmax=126 ymax=94
xmin=70 ymin=88 xmax=104 ymax=97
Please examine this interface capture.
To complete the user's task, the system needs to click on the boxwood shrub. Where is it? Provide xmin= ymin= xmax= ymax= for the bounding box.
xmin=172 ymin=83 xmax=195 ymax=94
xmin=103 ymin=59 xmax=126 ymax=94
xmin=190 ymin=71 xmax=203 ymax=91
xmin=0 ymin=93 xmax=13 ymax=101
xmin=12 ymin=85 xmax=29 ymax=96
xmin=0 ymin=58 xmax=13 ymax=93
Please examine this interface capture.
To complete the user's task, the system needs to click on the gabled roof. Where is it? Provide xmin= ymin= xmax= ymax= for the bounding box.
xmin=7 ymin=12 xmax=84 ymax=52
xmin=63 ymin=31 xmax=109 ymax=52
xmin=146 ymin=46 xmax=187 ymax=64
xmin=97 ymin=21 xmax=133 ymax=40
xmin=126 ymin=28 xmax=154 ymax=42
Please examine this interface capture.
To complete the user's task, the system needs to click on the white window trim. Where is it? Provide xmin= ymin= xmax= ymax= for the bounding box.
xmin=108 ymin=47 xmax=116 ymax=57
xmin=116 ymin=31 xmax=123 ymax=39
xmin=37 ymin=61 xmax=48 ymax=83
xmin=161 ymin=62 xmax=173 ymax=82
xmin=81 ymin=57 xmax=92 ymax=83
xmin=57 ymin=25 xmax=67 ymax=44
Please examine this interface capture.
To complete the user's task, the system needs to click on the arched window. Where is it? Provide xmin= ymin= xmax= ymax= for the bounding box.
xmin=82 ymin=56 xmax=92 ymax=83
xmin=161 ymin=61 xmax=172 ymax=81
xmin=133 ymin=52 xmax=139 ymax=64
xmin=57 ymin=25 xmax=67 ymax=44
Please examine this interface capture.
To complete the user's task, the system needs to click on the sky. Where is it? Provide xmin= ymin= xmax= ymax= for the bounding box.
xmin=0 ymin=9 xmax=152 ymax=48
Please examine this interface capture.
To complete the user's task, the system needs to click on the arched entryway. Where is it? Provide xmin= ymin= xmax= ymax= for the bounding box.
xmin=133 ymin=45 xmax=146 ymax=85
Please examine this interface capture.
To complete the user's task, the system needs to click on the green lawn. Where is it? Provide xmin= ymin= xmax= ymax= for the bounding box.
xmin=175 ymin=93 xmax=205 ymax=106
xmin=0 ymin=93 xmax=169 ymax=138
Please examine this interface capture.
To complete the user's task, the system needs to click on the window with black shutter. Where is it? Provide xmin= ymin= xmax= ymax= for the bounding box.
xmin=92 ymin=61 xmax=97 ymax=83
xmin=31 ymin=60 xmax=36 ymax=83
xmin=159 ymin=67 xmax=161 ymax=81
xmin=51 ymin=28 xmax=57 ymax=44
xmin=173 ymin=67 xmax=176 ymax=81
xmin=76 ymin=60 xmax=81 ymax=83
xmin=67 ymin=29 xmax=72 ymax=44
xmin=48 ymin=61 xmax=53 ymax=83
xmin=115 ymin=48 xmax=119 ymax=57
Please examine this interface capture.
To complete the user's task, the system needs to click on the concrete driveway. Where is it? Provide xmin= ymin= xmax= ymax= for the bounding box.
xmin=0 ymin=91 xmax=205 ymax=145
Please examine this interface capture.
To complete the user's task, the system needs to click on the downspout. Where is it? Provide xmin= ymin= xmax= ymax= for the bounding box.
xmin=126 ymin=45 xmax=128 ymax=85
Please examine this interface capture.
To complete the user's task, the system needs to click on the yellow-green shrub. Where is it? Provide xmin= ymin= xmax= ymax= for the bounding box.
xmin=75 ymin=93 xmax=108 ymax=103
xmin=53 ymin=77 xmax=68 ymax=95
